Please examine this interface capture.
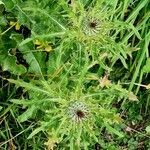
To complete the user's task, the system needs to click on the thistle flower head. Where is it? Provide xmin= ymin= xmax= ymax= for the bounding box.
xmin=68 ymin=101 xmax=89 ymax=122
xmin=82 ymin=16 xmax=101 ymax=36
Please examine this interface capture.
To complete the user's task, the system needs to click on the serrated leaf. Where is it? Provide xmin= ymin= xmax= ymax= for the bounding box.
xmin=27 ymin=126 xmax=44 ymax=139
xmin=10 ymin=98 xmax=60 ymax=106
xmin=10 ymin=99 xmax=30 ymax=105
xmin=18 ymin=105 xmax=36 ymax=122
xmin=8 ymin=79 xmax=50 ymax=95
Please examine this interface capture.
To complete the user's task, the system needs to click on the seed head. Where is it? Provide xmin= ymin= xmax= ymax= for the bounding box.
xmin=68 ymin=101 xmax=89 ymax=122
xmin=82 ymin=17 xmax=101 ymax=36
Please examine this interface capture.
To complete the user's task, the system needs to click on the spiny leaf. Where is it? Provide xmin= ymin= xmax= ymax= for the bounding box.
xmin=10 ymin=98 xmax=61 ymax=105
xmin=7 ymin=79 xmax=50 ymax=95
xmin=18 ymin=105 xmax=36 ymax=122
xmin=27 ymin=126 xmax=44 ymax=139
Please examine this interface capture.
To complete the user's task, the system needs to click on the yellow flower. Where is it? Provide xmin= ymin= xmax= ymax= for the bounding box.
xmin=10 ymin=21 xmax=21 ymax=30
xmin=34 ymin=39 xmax=52 ymax=52
xmin=34 ymin=39 xmax=44 ymax=49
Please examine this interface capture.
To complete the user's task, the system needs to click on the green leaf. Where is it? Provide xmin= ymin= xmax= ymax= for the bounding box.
xmin=146 ymin=126 xmax=150 ymax=133
xmin=18 ymin=105 xmax=36 ymax=122
xmin=0 ymin=106 xmax=2 ymax=111
xmin=104 ymin=123 xmax=124 ymax=138
xmin=126 ymin=0 xmax=149 ymax=23
xmin=128 ymin=23 xmax=142 ymax=40
xmin=8 ymin=79 xmax=50 ymax=95
xmin=10 ymin=98 xmax=60 ymax=105
xmin=11 ymin=34 xmax=45 ymax=77
xmin=27 ymin=126 xmax=44 ymax=139
xmin=2 ymin=0 xmax=14 ymax=10
xmin=10 ymin=99 xmax=31 ymax=105
xmin=0 ymin=1 xmax=5 ymax=13
xmin=0 ymin=51 xmax=27 ymax=75
xmin=0 ymin=33 xmax=27 ymax=75
xmin=143 ymin=58 xmax=150 ymax=73
xmin=0 ymin=16 xmax=7 ymax=26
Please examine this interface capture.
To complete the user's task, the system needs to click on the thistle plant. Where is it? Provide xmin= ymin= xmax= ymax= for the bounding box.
xmin=9 ymin=74 xmax=129 ymax=149
xmin=57 ymin=1 xmax=140 ymax=70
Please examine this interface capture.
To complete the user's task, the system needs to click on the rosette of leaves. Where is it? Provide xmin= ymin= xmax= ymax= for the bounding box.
xmin=9 ymin=75 xmax=129 ymax=149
